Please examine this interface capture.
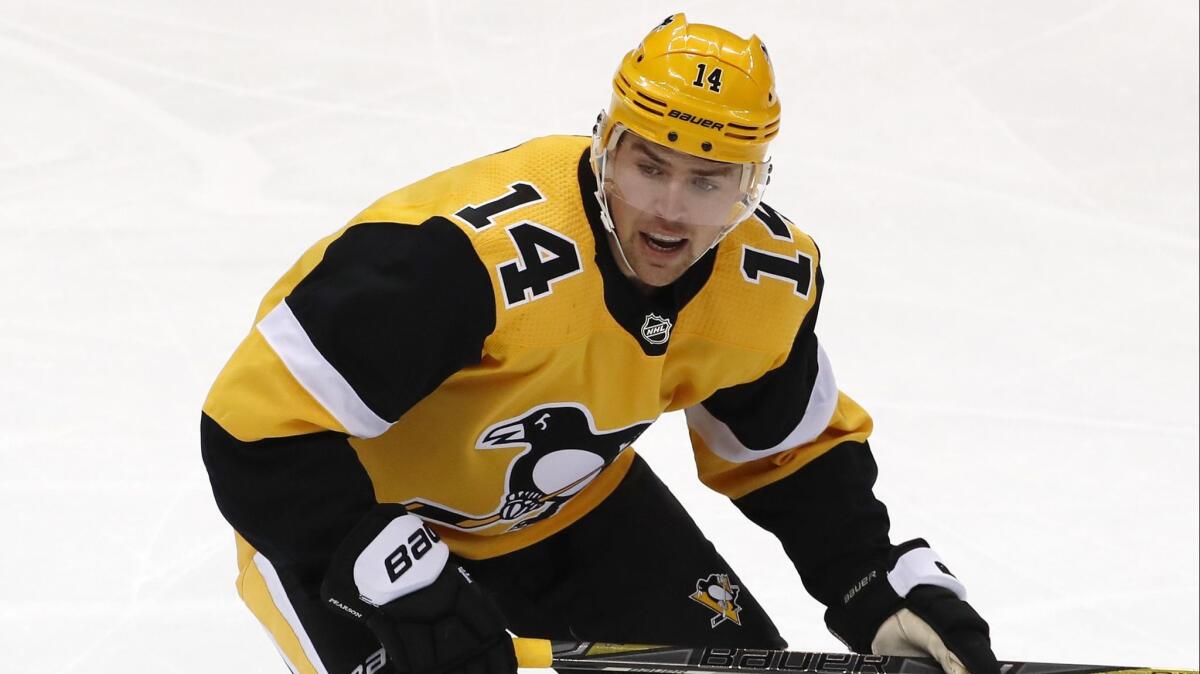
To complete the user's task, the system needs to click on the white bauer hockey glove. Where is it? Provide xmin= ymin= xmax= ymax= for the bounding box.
xmin=825 ymin=539 xmax=1000 ymax=674
xmin=321 ymin=504 xmax=516 ymax=674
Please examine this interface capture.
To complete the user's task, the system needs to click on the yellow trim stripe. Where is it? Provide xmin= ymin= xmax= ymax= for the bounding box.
xmin=237 ymin=551 xmax=327 ymax=674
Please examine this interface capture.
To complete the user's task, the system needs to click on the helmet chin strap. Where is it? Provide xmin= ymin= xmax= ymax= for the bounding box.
xmin=590 ymin=120 xmax=647 ymax=282
xmin=592 ymin=185 xmax=639 ymax=279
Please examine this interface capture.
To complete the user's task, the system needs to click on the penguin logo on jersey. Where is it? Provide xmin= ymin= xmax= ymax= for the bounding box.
xmin=641 ymin=313 xmax=672 ymax=345
xmin=690 ymin=573 xmax=743 ymax=628
xmin=404 ymin=403 xmax=653 ymax=532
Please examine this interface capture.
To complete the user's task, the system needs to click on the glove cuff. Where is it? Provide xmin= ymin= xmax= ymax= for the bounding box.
xmin=824 ymin=539 xmax=964 ymax=652
xmin=321 ymin=504 xmax=450 ymax=622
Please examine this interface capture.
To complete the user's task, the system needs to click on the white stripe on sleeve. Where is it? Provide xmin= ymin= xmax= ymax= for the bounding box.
xmin=253 ymin=553 xmax=330 ymax=674
xmin=685 ymin=342 xmax=838 ymax=464
xmin=256 ymin=300 xmax=392 ymax=439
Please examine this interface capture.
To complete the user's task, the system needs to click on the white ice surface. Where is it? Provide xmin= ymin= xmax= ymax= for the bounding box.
xmin=0 ymin=1 xmax=1196 ymax=671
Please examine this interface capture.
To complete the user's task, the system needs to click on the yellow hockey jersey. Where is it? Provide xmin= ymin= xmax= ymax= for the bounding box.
xmin=201 ymin=135 xmax=872 ymax=563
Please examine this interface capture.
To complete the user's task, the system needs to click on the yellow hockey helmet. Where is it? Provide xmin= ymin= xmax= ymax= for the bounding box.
xmin=600 ymin=13 xmax=780 ymax=165
xmin=589 ymin=14 xmax=781 ymax=281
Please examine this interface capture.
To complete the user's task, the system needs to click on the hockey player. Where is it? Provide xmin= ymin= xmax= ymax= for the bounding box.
xmin=202 ymin=14 xmax=1000 ymax=674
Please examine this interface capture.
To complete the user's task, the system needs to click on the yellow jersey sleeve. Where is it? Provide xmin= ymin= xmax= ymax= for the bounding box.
xmin=680 ymin=203 xmax=873 ymax=499
xmin=202 ymin=215 xmax=497 ymax=570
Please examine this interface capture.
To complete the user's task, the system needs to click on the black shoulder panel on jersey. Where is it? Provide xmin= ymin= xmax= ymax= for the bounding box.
xmin=286 ymin=217 xmax=496 ymax=423
xmin=733 ymin=439 xmax=892 ymax=609
xmin=201 ymin=413 xmax=377 ymax=581
xmin=699 ymin=264 xmax=826 ymax=450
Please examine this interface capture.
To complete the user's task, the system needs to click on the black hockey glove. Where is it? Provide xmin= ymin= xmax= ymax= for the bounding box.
xmin=825 ymin=539 xmax=999 ymax=674
xmin=321 ymin=504 xmax=516 ymax=674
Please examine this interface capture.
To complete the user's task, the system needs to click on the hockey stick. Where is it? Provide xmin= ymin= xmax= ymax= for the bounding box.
xmin=511 ymin=637 xmax=1198 ymax=674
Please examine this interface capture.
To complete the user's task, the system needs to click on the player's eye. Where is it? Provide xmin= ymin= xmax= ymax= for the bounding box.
xmin=693 ymin=177 xmax=719 ymax=192
xmin=637 ymin=162 xmax=664 ymax=177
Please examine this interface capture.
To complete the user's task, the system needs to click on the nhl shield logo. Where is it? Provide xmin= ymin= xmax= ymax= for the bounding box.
xmin=640 ymin=313 xmax=672 ymax=345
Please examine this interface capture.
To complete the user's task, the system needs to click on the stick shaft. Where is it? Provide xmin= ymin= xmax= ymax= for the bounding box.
xmin=512 ymin=638 xmax=1196 ymax=674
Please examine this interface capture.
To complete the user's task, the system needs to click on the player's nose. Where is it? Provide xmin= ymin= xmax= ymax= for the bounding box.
xmin=647 ymin=179 xmax=693 ymax=224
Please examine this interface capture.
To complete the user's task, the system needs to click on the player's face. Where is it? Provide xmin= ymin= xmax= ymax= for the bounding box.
xmin=604 ymin=134 xmax=744 ymax=288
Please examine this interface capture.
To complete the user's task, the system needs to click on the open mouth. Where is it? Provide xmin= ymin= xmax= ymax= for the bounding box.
xmin=641 ymin=232 xmax=688 ymax=253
